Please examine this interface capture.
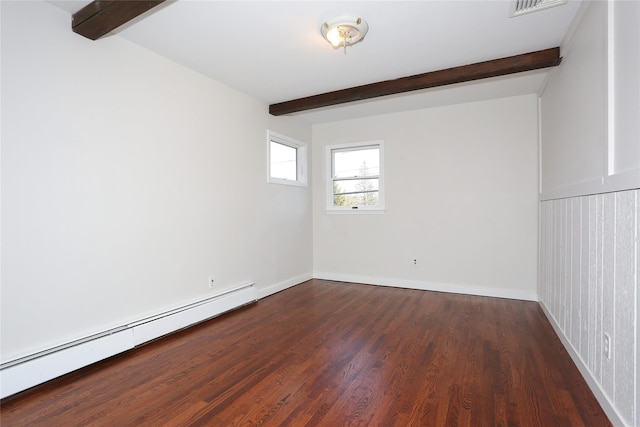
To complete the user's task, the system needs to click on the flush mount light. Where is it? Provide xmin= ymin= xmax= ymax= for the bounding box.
xmin=321 ymin=16 xmax=369 ymax=54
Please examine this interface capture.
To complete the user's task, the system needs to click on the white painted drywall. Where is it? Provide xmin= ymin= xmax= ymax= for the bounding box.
xmin=0 ymin=1 xmax=312 ymax=363
xmin=611 ymin=0 xmax=640 ymax=177
xmin=540 ymin=1 xmax=640 ymax=200
xmin=312 ymin=95 xmax=539 ymax=299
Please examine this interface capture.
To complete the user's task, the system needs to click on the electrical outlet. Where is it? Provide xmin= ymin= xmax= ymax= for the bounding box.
xmin=208 ymin=276 xmax=215 ymax=289
xmin=603 ymin=333 xmax=611 ymax=359
xmin=413 ymin=258 xmax=417 ymax=265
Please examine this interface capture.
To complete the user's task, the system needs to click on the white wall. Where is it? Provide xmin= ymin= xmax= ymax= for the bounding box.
xmin=611 ymin=0 xmax=640 ymax=178
xmin=0 ymin=1 xmax=312 ymax=363
xmin=539 ymin=2 xmax=639 ymax=425
xmin=540 ymin=1 xmax=640 ymax=199
xmin=312 ymin=95 xmax=539 ymax=300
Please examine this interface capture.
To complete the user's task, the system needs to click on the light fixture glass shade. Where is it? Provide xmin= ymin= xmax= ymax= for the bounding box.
xmin=321 ymin=16 xmax=368 ymax=50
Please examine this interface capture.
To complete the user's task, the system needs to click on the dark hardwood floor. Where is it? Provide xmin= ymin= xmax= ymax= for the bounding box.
xmin=1 ymin=280 xmax=610 ymax=426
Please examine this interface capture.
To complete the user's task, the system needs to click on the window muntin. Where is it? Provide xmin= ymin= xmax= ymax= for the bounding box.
xmin=328 ymin=142 xmax=384 ymax=211
xmin=267 ymin=130 xmax=307 ymax=186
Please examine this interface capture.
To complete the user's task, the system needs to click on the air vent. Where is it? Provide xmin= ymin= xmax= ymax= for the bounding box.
xmin=509 ymin=0 xmax=568 ymax=17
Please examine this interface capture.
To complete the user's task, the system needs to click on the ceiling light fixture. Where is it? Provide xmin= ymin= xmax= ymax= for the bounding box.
xmin=321 ymin=16 xmax=369 ymax=54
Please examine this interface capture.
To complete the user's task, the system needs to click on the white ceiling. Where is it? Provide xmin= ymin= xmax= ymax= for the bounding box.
xmin=51 ymin=0 xmax=582 ymax=123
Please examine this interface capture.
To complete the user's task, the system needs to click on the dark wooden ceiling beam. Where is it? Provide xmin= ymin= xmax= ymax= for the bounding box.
xmin=269 ymin=47 xmax=561 ymax=116
xmin=72 ymin=0 xmax=166 ymax=40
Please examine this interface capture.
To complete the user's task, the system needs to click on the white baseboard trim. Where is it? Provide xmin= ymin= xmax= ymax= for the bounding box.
xmin=258 ymin=273 xmax=312 ymax=299
xmin=538 ymin=301 xmax=626 ymax=427
xmin=0 ymin=283 xmax=258 ymax=399
xmin=313 ymin=272 xmax=538 ymax=301
xmin=0 ymin=273 xmax=533 ymax=400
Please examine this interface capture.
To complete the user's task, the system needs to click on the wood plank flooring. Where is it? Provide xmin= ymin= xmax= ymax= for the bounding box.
xmin=1 ymin=280 xmax=610 ymax=426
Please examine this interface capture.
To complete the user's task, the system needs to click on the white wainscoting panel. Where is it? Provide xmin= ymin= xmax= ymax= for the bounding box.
xmin=539 ymin=189 xmax=638 ymax=426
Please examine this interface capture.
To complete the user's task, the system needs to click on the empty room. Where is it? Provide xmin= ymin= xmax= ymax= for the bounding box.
xmin=1 ymin=0 xmax=638 ymax=426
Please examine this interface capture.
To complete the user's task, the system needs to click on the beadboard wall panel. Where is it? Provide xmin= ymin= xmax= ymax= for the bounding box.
xmin=614 ymin=191 xmax=637 ymax=416
xmin=539 ymin=189 xmax=637 ymax=426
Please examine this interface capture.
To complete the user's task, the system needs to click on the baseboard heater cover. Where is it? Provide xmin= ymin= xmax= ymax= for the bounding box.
xmin=129 ymin=284 xmax=258 ymax=345
xmin=0 ymin=283 xmax=258 ymax=399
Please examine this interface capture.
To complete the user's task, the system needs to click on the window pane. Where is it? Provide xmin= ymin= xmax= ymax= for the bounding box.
xmin=333 ymin=147 xmax=379 ymax=178
xmin=270 ymin=141 xmax=297 ymax=181
xmin=333 ymin=178 xmax=379 ymax=206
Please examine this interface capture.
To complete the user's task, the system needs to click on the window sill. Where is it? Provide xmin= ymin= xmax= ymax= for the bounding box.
xmin=268 ymin=178 xmax=307 ymax=187
xmin=326 ymin=208 xmax=386 ymax=215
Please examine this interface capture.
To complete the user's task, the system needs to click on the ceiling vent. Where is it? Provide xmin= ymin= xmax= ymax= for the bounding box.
xmin=509 ymin=0 xmax=568 ymax=17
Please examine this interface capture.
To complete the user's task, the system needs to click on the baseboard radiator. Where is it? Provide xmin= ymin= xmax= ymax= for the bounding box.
xmin=0 ymin=283 xmax=258 ymax=399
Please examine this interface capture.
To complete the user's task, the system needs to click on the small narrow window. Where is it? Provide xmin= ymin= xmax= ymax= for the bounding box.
xmin=327 ymin=141 xmax=385 ymax=212
xmin=267 ymin=130 xmax=307 ymax=187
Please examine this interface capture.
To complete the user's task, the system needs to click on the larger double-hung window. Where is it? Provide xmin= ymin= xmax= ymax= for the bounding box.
xmin=327 ymin=141 xmax=384 ymax=212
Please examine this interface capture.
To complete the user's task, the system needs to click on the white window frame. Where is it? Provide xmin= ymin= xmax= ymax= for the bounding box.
xmin=326 ymin=140 xmax=385 ymax=213
xmin=267 ymin=130 xmax=307 ymax=187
